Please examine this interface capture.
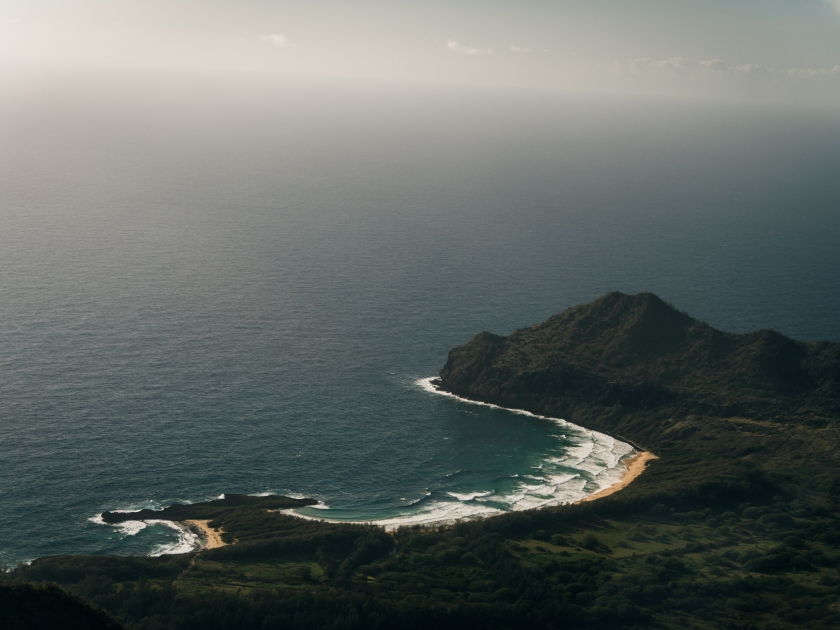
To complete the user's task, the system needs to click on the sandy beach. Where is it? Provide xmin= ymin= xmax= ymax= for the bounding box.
xmin=281 ymin=451 xmax=658 ymax=531
xmin=185 ymin=520 xmax=227 ymax=550
xmin=578 ymin=451 xmax=658 ymax=503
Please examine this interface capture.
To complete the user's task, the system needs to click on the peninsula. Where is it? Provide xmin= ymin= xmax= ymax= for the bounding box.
xmin=100 ymin=494 xmax=316 ymax=524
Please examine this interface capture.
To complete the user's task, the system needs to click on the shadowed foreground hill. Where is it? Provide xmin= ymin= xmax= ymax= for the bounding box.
xmin=0 ymin=582 xmax=126 ymax=630
xmin=7 ymin=293 xmax=840 ymax=630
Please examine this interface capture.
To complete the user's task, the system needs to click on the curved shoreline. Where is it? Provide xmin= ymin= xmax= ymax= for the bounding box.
xmin=416 ymin=377 xmax=657 ymax=514
xmin=577 ymin=451 xmax=658 ymax=503
xmin=185 ymin=520 xmax=227 ymax=550
xmin=91 ymin=379 xmax=657 ymax=550
xmin=284 ymin=378 xmax=655 ymax=531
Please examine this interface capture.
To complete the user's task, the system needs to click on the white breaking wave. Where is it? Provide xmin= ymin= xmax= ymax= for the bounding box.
xmin=405 ymin=491 xmax=432 ymax=506
xmin=115 ymin=520 xmax=147 ymax=536
xmin=368 ymin=377 xmax=637 ymax=528
xmin=372 ymin=500 xmax=503 ymax=529
xmin=147 ymin=520 xmax=203 ymax=556
xmin=446 ymin=490 xmax=493 ymax=501
xmin=89 ymin=514 xmax=203 ymax=555
xmin=87 ymin=514 xmax=146 ymax=536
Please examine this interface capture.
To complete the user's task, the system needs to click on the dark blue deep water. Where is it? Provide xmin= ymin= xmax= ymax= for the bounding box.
xmin=2 ymin=76 xmax=839 ymax=564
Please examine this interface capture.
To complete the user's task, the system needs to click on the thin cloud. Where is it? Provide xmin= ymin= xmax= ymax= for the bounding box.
xmin=259 ymin=34 xmax=298 ymax=49
xmin=787 ymin=65 xmax=840 ymax=78
xmin=621 ymin=56 xmax=839 ymax=79
xmin=446 ymin=39 xmax=491 ymax=55
xmin=617 ymin=56 xmax=840 ymax=104
xmin=509 ymin=44 xmax=550 ymax=54
xmin=827 ymin=0 xmax=840 ymax=17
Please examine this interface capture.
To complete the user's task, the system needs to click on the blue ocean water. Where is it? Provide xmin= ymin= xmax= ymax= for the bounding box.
xmin=1 ymin=76 xmax=839 ymax=565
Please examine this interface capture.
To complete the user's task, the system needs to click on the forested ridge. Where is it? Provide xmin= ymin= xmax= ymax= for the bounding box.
xmin=5 ymin=292 xmax=840 ymax=629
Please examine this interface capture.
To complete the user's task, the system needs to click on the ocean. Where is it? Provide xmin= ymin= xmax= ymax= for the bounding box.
xmin=1 ymin=73 xmax=839 ymax=565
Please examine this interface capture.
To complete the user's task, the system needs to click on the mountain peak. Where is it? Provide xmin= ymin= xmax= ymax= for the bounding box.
xmin=439 ymin=292 xmax=839 ymax=417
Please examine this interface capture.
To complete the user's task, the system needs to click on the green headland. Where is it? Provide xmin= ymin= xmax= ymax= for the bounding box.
xmin=4 ymin=292 xmax=840 ymax=629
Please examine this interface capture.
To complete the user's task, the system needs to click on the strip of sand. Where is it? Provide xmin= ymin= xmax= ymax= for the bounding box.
xmin=578 ymin=451 xmax=658 ymax=503
xmin=185 ymin=520 xmax=227 ymax=550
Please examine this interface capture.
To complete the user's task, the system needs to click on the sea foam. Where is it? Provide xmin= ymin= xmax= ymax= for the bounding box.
xmin=359 ymin=378 xmax=636 ymax=528
xmin=87 ymin=514 xmax=147 ymax=536
xmin=147 ymin=520 xmax=203 ymax=556
xmin=89 ymin=515 xmax=203 ymax=555
xmin=115 ymin=521 xmax=147 ymax=536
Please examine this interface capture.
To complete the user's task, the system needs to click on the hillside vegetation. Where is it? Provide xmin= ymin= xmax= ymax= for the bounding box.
xmin=6 ymin=292 xmax=840 ymax=629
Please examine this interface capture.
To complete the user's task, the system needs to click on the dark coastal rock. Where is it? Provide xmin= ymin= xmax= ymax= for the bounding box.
xmin=100 ymin=494 xmax=317 ymax=524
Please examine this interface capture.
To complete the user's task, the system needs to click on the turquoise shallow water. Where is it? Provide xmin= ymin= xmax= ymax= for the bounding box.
xmin=1 ymin=78 xmax=839 ymax=564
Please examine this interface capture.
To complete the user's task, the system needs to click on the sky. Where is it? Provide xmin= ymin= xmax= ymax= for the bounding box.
xmin=1 ymin=1 xmax=840 ymax=104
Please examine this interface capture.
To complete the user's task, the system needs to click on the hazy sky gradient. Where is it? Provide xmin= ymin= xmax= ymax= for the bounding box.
xmin=2 ymin=1 xmax=839 ymax=103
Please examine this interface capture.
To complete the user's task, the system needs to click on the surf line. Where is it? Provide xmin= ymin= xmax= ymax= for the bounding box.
xmin=417 ymin=377 xmax=658 ymax=506
xmin=89 ymin=514 xmax=227 ymax=555
xmin=576 ymin=451 xmax=658 ymax=503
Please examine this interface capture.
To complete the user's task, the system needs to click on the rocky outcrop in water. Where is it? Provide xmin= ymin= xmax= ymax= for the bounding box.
xmin=101 ymin=494 xmax=316 ymax=524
